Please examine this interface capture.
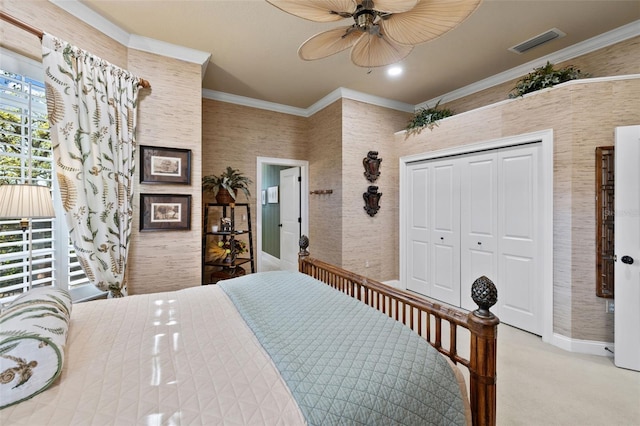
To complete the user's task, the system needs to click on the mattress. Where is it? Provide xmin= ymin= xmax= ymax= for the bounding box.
xmin=1 ymin=271 xmax=468 ymax=425
xmin=1 ymin=284 xmax=304 ymax=425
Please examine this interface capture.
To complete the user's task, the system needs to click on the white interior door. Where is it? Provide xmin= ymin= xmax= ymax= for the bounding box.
xmin=431 ymin=160 xmax=461 ymax=306
xmin=496 ymin=145 xmax=541 ymax=334
xmin=460 ymin=153 xmax=498 ymax=312
xmin=279 ymin=167 xmax=300 ymax=271
xmin=614 ymin=125 xmax=640 ymax=371
xmin=406 ymin=163 xmax=431 ymax=295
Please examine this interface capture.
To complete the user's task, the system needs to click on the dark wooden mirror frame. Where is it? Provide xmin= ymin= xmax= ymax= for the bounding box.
xmin=595 ymin=146 xmax=615 ymax=298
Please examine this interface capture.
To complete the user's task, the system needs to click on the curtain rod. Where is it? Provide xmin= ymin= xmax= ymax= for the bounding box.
xmin=0 ymin=11 xmax=151 ymax=89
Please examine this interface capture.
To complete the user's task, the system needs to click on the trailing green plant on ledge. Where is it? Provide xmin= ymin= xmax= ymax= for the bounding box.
xmin=405 ymin=100 xmax=454 ymax=136
xmin=509 ymin=61 xmax=589 ymax=98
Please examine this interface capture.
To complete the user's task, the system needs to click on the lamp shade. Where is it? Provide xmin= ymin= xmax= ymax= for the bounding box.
xmin=0 ymin=184 xmax=56 ymax=219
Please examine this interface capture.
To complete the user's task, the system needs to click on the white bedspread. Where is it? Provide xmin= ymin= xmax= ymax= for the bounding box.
xmin=1 ymin=286 xmax=305 ymax=425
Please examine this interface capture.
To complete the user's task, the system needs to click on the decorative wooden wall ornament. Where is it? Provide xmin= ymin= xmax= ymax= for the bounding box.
xmin=363 ymin=151 xmax=382 ymax=182
xmin=596 ymin=146 xmax=615 ymax=298
xmin=363 ymin=185 xmax=382 ymax=217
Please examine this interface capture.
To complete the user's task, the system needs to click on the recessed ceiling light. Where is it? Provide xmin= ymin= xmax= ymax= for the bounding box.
xmin=388 ymin=66 xmax=403 ymax=77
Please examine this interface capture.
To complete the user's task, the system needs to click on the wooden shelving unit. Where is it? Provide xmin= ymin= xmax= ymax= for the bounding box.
xmin=202 ymin=203 xmax=255 ymax=285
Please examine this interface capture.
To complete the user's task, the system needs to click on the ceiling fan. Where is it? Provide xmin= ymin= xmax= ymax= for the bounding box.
xmin=265 ymin=0 xmax=482 ymax=68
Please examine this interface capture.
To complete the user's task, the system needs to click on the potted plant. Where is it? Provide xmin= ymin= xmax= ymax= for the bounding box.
xmin=509 ymin=61 xmax=588 ymax=98
xmin=405 ymin=100 xmax=454 ymax=137
xmin=203 ymin=166 xmax=252 ymax=204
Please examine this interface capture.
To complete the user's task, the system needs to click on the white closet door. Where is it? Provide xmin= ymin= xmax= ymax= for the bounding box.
xmin=497 ymin=145 xmax=541 ymax=334
xmin=430 ymin=160 xmax=461 ymax=306
xmin=406 ymin=163 xmax=430 ymax=295
xmin=460 ymin=153 xmax=498 ymax=312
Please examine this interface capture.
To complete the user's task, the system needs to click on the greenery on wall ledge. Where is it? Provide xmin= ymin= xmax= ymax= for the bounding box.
xmin=405 ymin=100 xmax=454 ymax=137
xmin=509 ymin=61 xmax=589 ymax=98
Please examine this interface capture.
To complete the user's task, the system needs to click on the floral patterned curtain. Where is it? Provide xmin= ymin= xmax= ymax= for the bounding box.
xmin=41 ymin=34 xmax=141 ymax=297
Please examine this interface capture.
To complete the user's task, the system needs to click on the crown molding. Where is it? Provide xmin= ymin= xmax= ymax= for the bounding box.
xmin=416 ymin=19 xmax=640 ymax=109
xmin=301 ymin=87 xmax=414 ymax=116
xmin=202 ymin=87 xmax=414 ymax=117
xmin=202 ymin=89 xmax=309 ymax=117
xmin=337 ymin=88 xmax=414 ymax=113
xmin=49 ymin=0 xmax=210 ymax=72
xmin=128 ymin=35 xmax=211 ymax=77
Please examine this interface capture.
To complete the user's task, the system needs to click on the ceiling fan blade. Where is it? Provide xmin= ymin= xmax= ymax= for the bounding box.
xmin=266 ymin=0 xmax=357 ymax=22
xmin=369 ymin=0 xmax=418 ymax=14
xmin=350 ymin=30 xmax=413 ymax=67
xmin=381 ymin=0 xmax=482 ymax=45
xmin=298 ymin=26 xmax=363 ymax=60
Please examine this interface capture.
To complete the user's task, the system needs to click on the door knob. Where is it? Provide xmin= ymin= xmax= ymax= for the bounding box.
xmin=278 ymin=224 xmax=283 ymax=227
xmin=621 ymin=255 xmax=634 ymax=265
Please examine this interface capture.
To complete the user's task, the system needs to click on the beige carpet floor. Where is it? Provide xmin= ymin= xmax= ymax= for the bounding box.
xmin=497 ymin=324 xmax=640 ymax=425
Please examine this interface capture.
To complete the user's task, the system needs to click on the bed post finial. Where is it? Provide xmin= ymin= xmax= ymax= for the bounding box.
xmin=298 ymin=235 xmax=310 ymax=272
xmin=471 ymin=275 xmax=498 ymax=319
xmin=298 ymin=235 xmax=309 ymax=256
xmin=468 ymin=275 xmax=499 ymax=426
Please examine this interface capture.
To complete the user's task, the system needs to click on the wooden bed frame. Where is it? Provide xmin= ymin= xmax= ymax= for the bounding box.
xmin=298 ymin=251 xmax=499 ymax=426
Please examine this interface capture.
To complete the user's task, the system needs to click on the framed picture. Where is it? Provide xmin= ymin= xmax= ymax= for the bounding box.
xmin=140 ymin=194 xmax=191 ymax=231
xmin=140 ymin=145 xmax=191 ymax=184
xmin=261 ymin=190 xmax=266 ymax=205
xmin=267 ymin=186 xmax=279 ymax=204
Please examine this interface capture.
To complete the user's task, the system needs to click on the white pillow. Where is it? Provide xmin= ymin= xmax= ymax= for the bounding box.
xmin=0 ymin=287 xmax=72 ymax=409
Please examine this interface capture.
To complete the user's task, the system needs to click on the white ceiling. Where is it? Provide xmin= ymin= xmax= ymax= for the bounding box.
xmin=71 ymin=0 xmax=640 ymax=109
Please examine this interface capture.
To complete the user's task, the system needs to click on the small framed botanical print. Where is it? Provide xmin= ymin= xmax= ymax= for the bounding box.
xmin=140 ymin=193 xmax=191 ymax=231
xmin=140 ymin=145 xmax=191 ymax=184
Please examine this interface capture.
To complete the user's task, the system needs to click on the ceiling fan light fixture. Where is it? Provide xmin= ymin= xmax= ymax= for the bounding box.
xmin=354 ymin=8 xmax=375 ymax=30
xmin=267 ymin=0 xmax=482 ymax=67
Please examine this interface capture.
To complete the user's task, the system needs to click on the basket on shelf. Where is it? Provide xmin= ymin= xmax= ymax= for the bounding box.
xmin=215 ymin=188 xmax=235 ymax=204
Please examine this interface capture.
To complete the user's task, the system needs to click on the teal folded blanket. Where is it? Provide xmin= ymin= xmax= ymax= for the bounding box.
xmin=220 ymin=270 xmax=466 ymax=426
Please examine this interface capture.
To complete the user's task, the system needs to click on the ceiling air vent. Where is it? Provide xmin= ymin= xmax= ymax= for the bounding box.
xmin=509 ymin=28 xmax=566 ymax=54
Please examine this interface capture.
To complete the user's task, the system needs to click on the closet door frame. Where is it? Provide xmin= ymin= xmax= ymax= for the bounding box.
xmin=400 ymin=129 xmax=554 ymax=343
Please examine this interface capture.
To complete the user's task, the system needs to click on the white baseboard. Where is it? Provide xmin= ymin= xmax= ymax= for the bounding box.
xmin=549 ymin=333 xmax=614 ymax=357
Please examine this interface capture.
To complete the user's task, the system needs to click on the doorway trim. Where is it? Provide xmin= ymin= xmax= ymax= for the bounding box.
xmin=256 ymin=157 xmax=309 ymax=272
xmin=399 ymin=129 xmax=554 ymax=344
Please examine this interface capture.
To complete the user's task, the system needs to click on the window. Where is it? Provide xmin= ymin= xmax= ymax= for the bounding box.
xmin=0 ymin=53 xmax=87 ymax=302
